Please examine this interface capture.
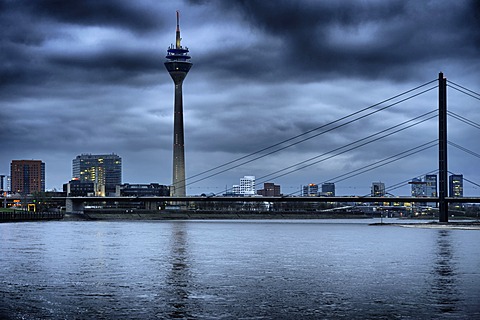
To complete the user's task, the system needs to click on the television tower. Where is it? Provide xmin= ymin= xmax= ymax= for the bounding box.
xmin=165 ymin=11 xmax=192 ymax=197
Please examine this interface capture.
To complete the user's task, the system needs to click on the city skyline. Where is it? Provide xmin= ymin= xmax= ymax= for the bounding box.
xmin=1 ymin=1 xmax=479 ymax=196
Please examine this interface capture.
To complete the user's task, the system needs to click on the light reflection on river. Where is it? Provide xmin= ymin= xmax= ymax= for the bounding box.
xmin=0 ymin=219 xmax=479 ymax=319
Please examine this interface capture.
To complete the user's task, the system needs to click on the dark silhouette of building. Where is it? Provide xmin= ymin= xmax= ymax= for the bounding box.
xmin=165 ymin=11 xmax=192 ymax=197
xmin=371 ymin=182 xmax=385 ymax=197
xmin=116 ymin=183 xmax=170 ymax=197
xmin=425 ymin=174 xmax=437 ymax=197
xmin=63 ymin=179 xmax=95 ymax=197
xmin=449 ymin=174 xmax=463 ymax=197
xmin=321 ymin=182 xmax=335 ymax=196
xmin=10 ymin=160 xmax=45 ymax=194
xmin=257 ymin=183 xmax=281 ymax=196
xmin=449 ymin=174 xmax=463 ymax=209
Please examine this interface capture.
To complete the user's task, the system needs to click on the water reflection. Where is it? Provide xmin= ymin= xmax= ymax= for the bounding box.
xmin=431 ymin=229 xmax=461 ymax=314
xmin=164 ymin=222 xmax=196 ymax=318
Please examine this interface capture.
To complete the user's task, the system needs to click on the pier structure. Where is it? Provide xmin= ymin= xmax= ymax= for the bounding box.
xmin=164 ymin=11 xmax=192 ymax=197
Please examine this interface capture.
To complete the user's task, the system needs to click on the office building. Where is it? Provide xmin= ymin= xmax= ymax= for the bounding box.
xmin=0 ymin=175 xmax=4 ymax=192
xmin=10 ymin=160 xmax=45 ymax=194
xmin=410 ymin=175 xmax=437 ymax=197
xmin=449 ymin=174 xmax=463 ymax=209
xmin=410 ymin=177 xmax=424 ymax=197
xmin=257 ymin=182 xmax=281 ymax=197
xmin=230 ymin=176 xmax=256 ymax=196
xmin=425 ymin=174 xmax=437 ymax=207
xmin=371 ymin=182 xmax=385 ymax=197
xmin=449 ymin=174 xmax=463 ymax=198
xmin=425 ymin=174 xmax=437 ymax=197
xmin=63 ymin=179 xmax=95 ymax=197
xmin=410 ymin=175 xmax=437 ymax=207
xmin=239 ymin=176 xmax=256 ymax=195
xmin=303 ymin=184 xmax=318 ymax=197
xmin=321 ymin=182 xmax=335 ymax=196
xmin=165 ymin=11 xmax=192 ymax=197
xmin=72 ymin=153 xmax=121 ymax=196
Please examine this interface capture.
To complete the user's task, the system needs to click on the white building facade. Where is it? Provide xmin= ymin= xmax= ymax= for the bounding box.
xmin=232 ymin=176 xmax=256 ymax=196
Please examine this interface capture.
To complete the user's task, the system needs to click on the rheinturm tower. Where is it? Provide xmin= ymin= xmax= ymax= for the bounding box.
xmin=165 ymin=11 xmax=192 ymax=197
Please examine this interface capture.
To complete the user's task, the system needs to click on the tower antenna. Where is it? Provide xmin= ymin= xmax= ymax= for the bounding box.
xmin=176 ymin=10 xmax=181 ymax=49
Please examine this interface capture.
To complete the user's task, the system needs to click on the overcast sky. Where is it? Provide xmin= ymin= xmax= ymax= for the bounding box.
xmin=1 ymin=0 xmax=479 ymax=196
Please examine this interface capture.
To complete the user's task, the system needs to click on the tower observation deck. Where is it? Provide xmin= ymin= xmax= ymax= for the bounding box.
xmin=165 ymin=11 xmax=192 ymax=197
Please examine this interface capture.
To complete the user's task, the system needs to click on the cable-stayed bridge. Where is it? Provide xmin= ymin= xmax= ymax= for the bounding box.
xmin=64 ymin=73 xmax=480 ymax=223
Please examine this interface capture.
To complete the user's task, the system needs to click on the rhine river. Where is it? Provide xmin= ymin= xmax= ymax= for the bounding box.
xmin=1 ymin=219 xmax=479 ymax=319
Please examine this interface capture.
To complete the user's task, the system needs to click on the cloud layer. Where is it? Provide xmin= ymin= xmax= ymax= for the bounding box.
xmin=1 ymin=0 xmax=479 ymax=195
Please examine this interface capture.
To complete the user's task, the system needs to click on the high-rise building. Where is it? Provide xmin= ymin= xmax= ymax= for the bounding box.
xmin=425 ymin=174 xmax=438 ymax=197
xmin=410 ymin=175 xmax=437 ymax=197
xmin=449 ymin=174 xmax=463 ymax=197
xmin=72 ymin=154 xmax=121 ymax=196
xmin=371 ymin=182 xmax=385 ymax=197
xmin=165 ymin=11 xmax=192 ymax=197
xmin=449 ymin=174 xmax=463 ymax=209
xmin=410 ymin=177 xmax=424 ymax=197
xmin=321 ymin=182 xmax=335 ymax=196
xmin=410 ymin=175 xmax=437 ymax=207
xmin=303 ymin=183 xmax=318 ymax=197
xmin=257 ymin=182 xmax=281 ymax=197
xmin=0 ymin=175 xmax=5 ymax=192
xmin=10 ymin=160 xmax=45 ymax=194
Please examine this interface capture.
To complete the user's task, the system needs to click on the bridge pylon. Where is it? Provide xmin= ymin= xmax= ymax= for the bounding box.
xmin=438 ymin=72 xmax=448 ymax=223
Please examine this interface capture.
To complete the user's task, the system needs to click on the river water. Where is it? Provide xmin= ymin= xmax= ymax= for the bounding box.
xmin=0 ymin=219 xmax=479 ymax=319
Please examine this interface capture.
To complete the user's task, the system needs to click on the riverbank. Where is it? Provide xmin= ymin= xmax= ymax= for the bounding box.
xmin=370 ymin=221 xmax=480 ymax=230
xmin=0 ymin=211 xmax=64 ymax=222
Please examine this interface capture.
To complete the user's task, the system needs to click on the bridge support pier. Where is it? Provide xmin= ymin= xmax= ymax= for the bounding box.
xmin=66 ymin=198 xmax=85 ymax=214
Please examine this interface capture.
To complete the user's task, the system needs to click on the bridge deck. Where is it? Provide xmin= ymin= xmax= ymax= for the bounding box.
xmin=59 ymin=196 xmax=480 ymax=203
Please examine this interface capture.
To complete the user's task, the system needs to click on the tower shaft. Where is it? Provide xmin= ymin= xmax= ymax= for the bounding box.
xmin=171 ymin=72 xmax=187 ymax=197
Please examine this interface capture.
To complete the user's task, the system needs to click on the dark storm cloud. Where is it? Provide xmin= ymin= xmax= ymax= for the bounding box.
xmin=191 ymin=0 xmax=480 ymax=82
xmin=0 ymin=0 xmax=167 ymax=99
xmin=47 ymin=48 xmax=164 ymax=86
xmin=6 ymin=0 xmax=162 ymax=33
xmin=1 ymin=0 xmax=479 ymax=193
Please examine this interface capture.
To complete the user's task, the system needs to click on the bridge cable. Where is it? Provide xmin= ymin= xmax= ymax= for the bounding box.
xmin=447 ymin=80 xmax=480 ymax=100
xmin=218 ymin=111 xmax=436 ymax=196
xmin=383 ymin=169 xmax=439 ymax=195
xmin=283 ymin=140 xmax=437 ymax=197
xmin=185 ymin=79 xmax=436 ymax=183
xmin=448 ymin=142 xmax=480 ymax=189
xmin=448 ymin=111 xmax=480 ymax=130
xmin=355 ymin=140 xmax=480 ymax=197
xmin=448 ymin=141 xmax=480 ymax=160
xmin=187 ymin=85 xmax=437 ymax=188
xmin=333 ymin=142 xmax=437 ymax=185
xmin=253 ymin=110 xmax=437 ymax=187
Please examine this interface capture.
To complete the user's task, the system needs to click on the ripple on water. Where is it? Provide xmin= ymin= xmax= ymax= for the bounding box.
xmin=0 ymin=220 xmax=479 ymax=319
